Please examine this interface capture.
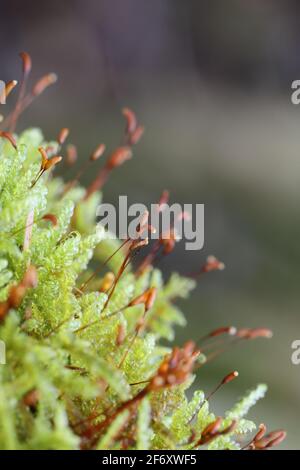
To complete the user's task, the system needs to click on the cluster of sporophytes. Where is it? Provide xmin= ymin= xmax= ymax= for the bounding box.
xmin=0 ymin=53 xmax=286 ymax=450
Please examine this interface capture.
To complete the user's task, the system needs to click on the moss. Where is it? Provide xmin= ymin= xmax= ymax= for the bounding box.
xmin=0 ymin=55 xmax=285 ymax=450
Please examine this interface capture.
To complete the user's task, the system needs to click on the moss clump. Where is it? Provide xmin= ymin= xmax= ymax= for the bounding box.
xmin=0 ymin=54 xmax=285 ymax=450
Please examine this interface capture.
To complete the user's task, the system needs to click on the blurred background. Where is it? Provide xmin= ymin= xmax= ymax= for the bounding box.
xmin=1 ymin=0 xmax=300 ymax=449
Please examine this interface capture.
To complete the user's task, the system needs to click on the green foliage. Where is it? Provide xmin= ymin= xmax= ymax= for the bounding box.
xmin=0 ymin=129 xmax=272 ymax=450
xmin=226 ymin=384 xmax=267 ymax=420
xmin=137 ymin=398 xmax=152 ymax=450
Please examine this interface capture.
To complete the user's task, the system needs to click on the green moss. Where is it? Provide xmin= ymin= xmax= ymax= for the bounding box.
xmin=0 ymin=125 xmax=280 ymax=450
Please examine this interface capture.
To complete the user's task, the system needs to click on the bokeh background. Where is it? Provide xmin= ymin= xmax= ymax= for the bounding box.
xmin=1 ymin=0 xmax=300 ymax=449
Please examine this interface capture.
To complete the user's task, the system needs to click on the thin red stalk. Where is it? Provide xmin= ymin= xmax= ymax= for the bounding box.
xmin=79 ymin=238 xmax=130 ymax=292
